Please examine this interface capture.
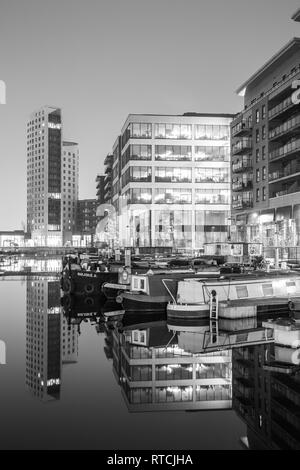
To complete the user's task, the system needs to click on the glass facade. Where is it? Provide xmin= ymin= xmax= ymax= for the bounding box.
xmin=155 ymin=167 xmax=192 ymax=183
xmin=155 ymin=123 xmax=192 ymax=139
xmin=195 ymin=146 xmax=230 ymax=162
xmin=194 ymin=167 xmax=229 ymax=183
xmin=195 ymin=189 xmax=229 ymax=205
xmin=111 ymin=115 xmax=232 ymax=250
xmin=194 ymin=124 xmax=230 ymax=140
xmin=155 ymin=188 xmax=192 ymax=204
xmin=155 ymin=145 xmax=192 ymax=161
xmin=195 ymin=210 xmax=229 ymax=246
xmin=154 ymin=210 xmax=192 ymax=248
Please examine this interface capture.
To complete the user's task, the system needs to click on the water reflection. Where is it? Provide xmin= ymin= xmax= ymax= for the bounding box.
xmin=233 ymin=344 xmax=300 ymax=450
xmin=110 ymin=319 xmax=232 ymax=412
xmin=1 ymin=256 xmax=61 ymax=273
xmin=26 ymin=279 xmax=78 ymax=401
xmin=25 ymin=283 xmax=300 ymax=449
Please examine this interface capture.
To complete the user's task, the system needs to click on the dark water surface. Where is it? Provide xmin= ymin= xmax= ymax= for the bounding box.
xmin=0 ymin=276 xmax=247 ymax=450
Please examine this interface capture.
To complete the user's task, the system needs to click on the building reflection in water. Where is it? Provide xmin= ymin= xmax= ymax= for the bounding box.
xmin=233 ymin=344 xmax=300 ymax=450
xmin=110 ymin=319 xmax=232 ymax=412
xmin=26 ymin=278 xmax=78 ymax=401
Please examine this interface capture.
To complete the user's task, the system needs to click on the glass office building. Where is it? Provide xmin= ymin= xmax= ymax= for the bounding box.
xmin=102 ymin=113 xmax=233 ymax=252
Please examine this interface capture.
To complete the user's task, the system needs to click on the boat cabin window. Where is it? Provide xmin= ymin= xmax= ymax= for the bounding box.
xmin=132 ymin=330 xmax=147 ymax=346
xmin=262 ymin=283 xmax=273 ymax=296
xmin=286 ymin=281 xmax=296 ymax=293
xmin=236 ymin=286 xmax=248 ymax=298
xmin=236 ymin=333 xmax=248 ymax=343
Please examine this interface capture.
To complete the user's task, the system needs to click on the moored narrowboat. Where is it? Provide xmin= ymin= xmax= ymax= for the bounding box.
xmin=167 ymin=271 xmax=300 ymax=320
xmin=119 ymin=265 xmax=221 ymax=313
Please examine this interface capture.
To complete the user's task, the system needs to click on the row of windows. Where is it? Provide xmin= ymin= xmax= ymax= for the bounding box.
xmin=124 ymin=385 xmax=231 ymax=404
xmin=121 ymin=166 xmax=229 ymax=185
xmin=122 ymin=122 xmax=230 ymax=145
xmin=124 ymin=188 xmax=230 ymax=205
xmin=120 ymin=145 xmax=230 ymax=166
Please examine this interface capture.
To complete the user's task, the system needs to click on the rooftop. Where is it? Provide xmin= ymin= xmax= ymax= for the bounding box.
xmin=127 ymin=112 xmax=235 ymax=118
xmin=236 ymin=37 xmax=300 ymax=96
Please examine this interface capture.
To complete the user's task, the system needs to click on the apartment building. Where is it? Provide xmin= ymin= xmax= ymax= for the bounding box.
xmin=231 ymin=36 xmax=300 ymax=254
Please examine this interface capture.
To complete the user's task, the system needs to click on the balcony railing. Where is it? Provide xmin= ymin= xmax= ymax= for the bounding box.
xmin=232 ymin=120 xmax=252 ymax=137
xmin=232 ymin=199 xmax=253 ymax=210
xmin=268 ymin=95 xmax=294 ymax=120
xmin=270 ymin=187 xmax=299 ymax=198
xmin=155 ymin=177 xmax=192 ymax=183
xmin=269 ymin=137 xmax=300 ymax=161
xmin=232 ymin=160 xmax=253 ymax=173
xmin=269 ymin=113 xmax=300 ymax=141
xmin=232 ymin=180 xmax=253 ymax=191
xmin=130 ymin=176 xmax=152 ymax=183
xmin=269 ymin=169 xmax=300 ymax=182
xmin=232 ymin=139 xmax=252 ymax=155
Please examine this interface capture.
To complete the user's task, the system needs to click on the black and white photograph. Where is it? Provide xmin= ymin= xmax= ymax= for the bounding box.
xmin=1 ymin=0 xmax=300 ymax=456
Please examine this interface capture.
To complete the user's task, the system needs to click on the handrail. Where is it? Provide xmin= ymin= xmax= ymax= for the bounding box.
xmin=162 ymin=278 xmax=177 ymax=304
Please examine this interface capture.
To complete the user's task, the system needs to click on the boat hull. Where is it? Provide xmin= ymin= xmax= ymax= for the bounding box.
xmin=167 ymin=303 xmax=209 ymax=319
xmin=61 ymin=270 xmax=118 ymax=295
xmin=122 ymin=293 xmax=168 ymax=313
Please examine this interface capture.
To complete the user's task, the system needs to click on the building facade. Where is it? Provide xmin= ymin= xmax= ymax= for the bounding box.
xmin=102 ymin=113 xmax=233 ymax=252
xmin=96 ymin=174 xmax=105 ymax=205
xmin=26 ymin=106 xmax=79 ymax=246
xmin=62 ymin=141 xmax=79 ymax=245
xmin=231 ymin=37 xmax=300 ymax=257
xmin=74 ymin=198 xmax=98 ymax=246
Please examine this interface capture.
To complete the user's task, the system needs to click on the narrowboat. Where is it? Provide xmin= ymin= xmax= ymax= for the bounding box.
xmin=167 ymin=271 xmax=300 ymax=319
xmin=118 ymin=264 xmax=221 ymax=313
xmin=60 ymin=255 xmax=119 ymax=296
xmin=102 ymin=257 xmax=224 ymax=301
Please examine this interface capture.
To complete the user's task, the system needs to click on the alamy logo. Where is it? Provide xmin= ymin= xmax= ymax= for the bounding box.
xmin=0 ymin=340 xmax=6 ymax=364
xmin=291 ymin=79 xmax=300 ymax=105
xmin=0 ymin=80 xmax=6 ymax=104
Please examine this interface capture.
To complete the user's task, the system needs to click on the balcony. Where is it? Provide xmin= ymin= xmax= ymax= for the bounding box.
xmin=269 ymin=113 xmax=300 ymax=141
xmin=232 ymin=199 xmax=253 ymax=210
xmin=232 ymin=120 xmax=252 ymax=138
xmin=232 ymin=180 xmax=253 ymax=191
xmin=104 ymin=154 xmax=113 ymax=166
xmin=268 ymin=95 xmax=295 ymax=121
xmin=232 ymin=159 xmax=253 ymax=173
xmin=232 ymin=139 xmax=252 ymax=155
xmin=104 ymin=181 xmax=112 ymax=191
xmin=269 ymin=137 xmax=300 ymax=162
xmin=270 ymin=182 xmax=300 ymax=198
xmin=269 ymin=169 xmax=300 ymax=183
xmin=105 ymin=166 xmax=112 ymax=174
xmin=104 ymin=191 xmax=112 ymax=201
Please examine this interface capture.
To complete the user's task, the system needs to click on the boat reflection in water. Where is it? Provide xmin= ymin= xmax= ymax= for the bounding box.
xmin=26 ymin=278 xmax=78 ymax=401
xmin=31 ymin=285 xmax=300 ymax=449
